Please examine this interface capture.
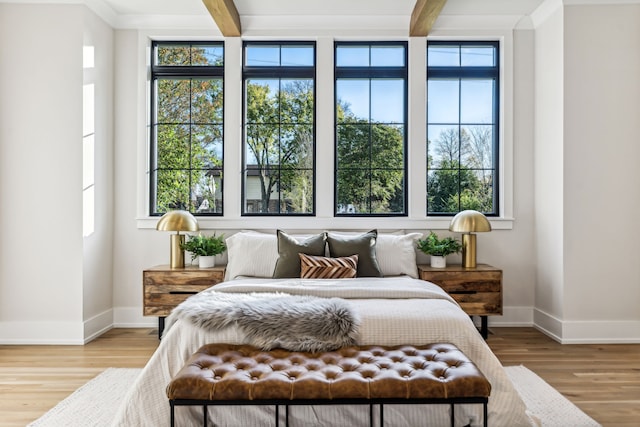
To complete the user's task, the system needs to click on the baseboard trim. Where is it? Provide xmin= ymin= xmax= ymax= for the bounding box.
xmin=534 ymin=308 xmax=640 ymax=343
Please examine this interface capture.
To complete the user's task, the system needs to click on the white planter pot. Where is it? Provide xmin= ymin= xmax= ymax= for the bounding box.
xmin=198 ymin=256 xmax=215 ymax=268
xmin=430 ymin=255 xmax=446 ymax=268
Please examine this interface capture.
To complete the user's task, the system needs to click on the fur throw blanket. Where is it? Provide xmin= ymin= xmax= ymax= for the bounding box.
xmin=163 ymin=290 xmax=360 ymax=352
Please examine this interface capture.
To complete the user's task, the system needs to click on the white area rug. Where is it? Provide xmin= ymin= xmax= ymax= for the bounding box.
xmin=505 ymin=365 xmax=601 ymax=427
xmin=29 ymin=366 xmax=601 ymax=426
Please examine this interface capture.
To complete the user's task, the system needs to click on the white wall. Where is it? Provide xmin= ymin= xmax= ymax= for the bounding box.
xmin=532 ymin=1 xmax=566 ymax=337
xmin=532 ymin=1 xmax=640 ymax=342
xmin=81 ymin=7 xmax=115 ymax=341
xmin=561 ymin=4 xmax=640 ymax=341
xmin=0 ymin=4 xmax=85 ymax=343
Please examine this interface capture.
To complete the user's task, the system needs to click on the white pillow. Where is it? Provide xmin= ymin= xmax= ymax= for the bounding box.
xmin=375 ymin=233 xmax=422 ymax=278
xmin=224 ymin=231 xmax=278 ymax=281
xmin=224 ymin=231 xmax=317 ymax=281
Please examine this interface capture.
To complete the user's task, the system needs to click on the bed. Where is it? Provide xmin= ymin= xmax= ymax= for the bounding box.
xmin=111 ymin=230 xmax=534 ymax=427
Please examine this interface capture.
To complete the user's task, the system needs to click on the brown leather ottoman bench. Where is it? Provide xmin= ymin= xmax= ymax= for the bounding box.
xmin=167 ymin=343 xmax=491 ymax=427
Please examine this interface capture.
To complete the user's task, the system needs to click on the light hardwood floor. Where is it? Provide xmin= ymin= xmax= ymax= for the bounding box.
xmin=0 ymin=327 xmax=639 ymax=426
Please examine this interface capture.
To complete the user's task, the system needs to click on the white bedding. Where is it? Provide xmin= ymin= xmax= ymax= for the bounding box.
xmin=112 ymin=276 xmax=532 ymax=427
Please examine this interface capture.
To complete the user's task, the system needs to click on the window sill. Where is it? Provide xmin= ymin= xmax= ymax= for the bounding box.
xmin=136 ymin=216 xmax=514 ymax=231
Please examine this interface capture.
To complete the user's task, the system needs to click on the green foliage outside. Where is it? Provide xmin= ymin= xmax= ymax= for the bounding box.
xmin=427 ymin=127 xmax=494 ymax=214
xmin=154 ymin=45 xmax=223 ymax=215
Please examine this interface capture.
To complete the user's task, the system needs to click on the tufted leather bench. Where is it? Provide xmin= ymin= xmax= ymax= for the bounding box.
xmin=167 ymin=343 xmax=491 ymax=427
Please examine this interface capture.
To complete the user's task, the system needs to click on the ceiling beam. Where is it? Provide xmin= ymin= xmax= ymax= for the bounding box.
xmin=202 ymin=0 xmax=241 ymax=36
xmin=410 ymin=0 xmax=447 ymax=36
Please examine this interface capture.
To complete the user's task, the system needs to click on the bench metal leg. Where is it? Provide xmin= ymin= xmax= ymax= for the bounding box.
xmin=450 ymin=403 xmax=455 ymax=427
xmin=203 ymin=404 xmax=208 ymax=426
xmin=170 ymin=403 xmax=175 ymax=427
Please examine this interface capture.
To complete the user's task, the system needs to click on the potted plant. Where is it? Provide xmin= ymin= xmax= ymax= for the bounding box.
xmin=181 ymin=233 xmax=226 ymax=268
xmin=417 ymin=231 xmax=462 ymax=268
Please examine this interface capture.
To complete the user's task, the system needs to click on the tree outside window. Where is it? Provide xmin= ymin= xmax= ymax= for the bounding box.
xmin=334 ymin=42 xmax=408 ymax=216
xmin=242 ymin=42 xmax=315 ymax=215
xmin=427 ymin=41 xmax=499 ymax=215
xmin=150 ymin=42 xmax=224 ymax=216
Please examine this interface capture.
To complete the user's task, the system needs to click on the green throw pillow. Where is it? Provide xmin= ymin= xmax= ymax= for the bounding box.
xmin=272 ymin=230 xmax=327 ymax=278
xmin=326 ymin=230 xmax=382 ymax=277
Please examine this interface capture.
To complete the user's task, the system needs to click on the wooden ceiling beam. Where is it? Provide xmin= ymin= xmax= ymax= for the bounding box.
xmin=202 ymin=0 xmax=241 ymax=37
xmin=410 ymin=0 xmax=447 ymax=36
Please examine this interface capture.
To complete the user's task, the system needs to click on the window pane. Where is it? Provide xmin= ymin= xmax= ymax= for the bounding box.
xmin=428 ymin=79 xmax=459 ymax=124
xmin=428 ymin=45 xmax=459 ymax=67
xmin=192 ymin=124 xmax=223 ymax=169
xmin=246 ymin=45 xmax=280 ymax=66
xmin=246 ymin=80 xmax=279 ymax=123
xmin=461 ymin=125 xmax=493 ymax=169
xmin=371 ymin=124 xmax=403 ymax=168
xmin=371 ymin=79 xmax=404 ymax=124
xmin=461 ymin=46 xmax=495 ymax=67
xmin=337 ymin=124 xmax=370 ymax=169
xmin=336 ymin=46 xmax=369 ymax=67
xmin=282 ymin=124 xmax=313 ymax=168
xmin=281 ymin=46 xmax=314 ymax=66
xmin=157 ymin=79 xmax=190 ymax=123
xmin=245 ymin=124 xmax=279 ymax=165
xmin=428 ymin=125 xmax=460 ymax=167
xmin=336 ymin=79 xmax=370 ymax=122
xmin=156 ymin=170 xmax=190 ymax=212
xmin=427 ymin=169 xmax=459 ymax=214
xmin=371 ymin=46 xmax=404 ymax=66
xmin=157 ymin=45 xmax=190 ymax=65
xmin=279 ymin=168 xmax=313 ymax=213
xmin=191 ymin=79 xmax=223 ymax=124
xmin=460 ymin=79 xmax=494 ymax=124
xmin=336 ymin=169 xmax=369 ymax=214
xmin=280 ymin=79 xmax=314 ymax=124
xmin=192 ymin=170 xmax=222 ymax=213
xmin=196 ymin=46 xmax=224 ymax=66
xmin=156 ymin=124 xmax=190 ymax=168
xmin=371 ymin=169 xmax=404 ymax=214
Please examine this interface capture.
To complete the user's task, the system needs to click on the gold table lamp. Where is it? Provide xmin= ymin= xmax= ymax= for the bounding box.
xmin=156 ymin=210 xmax=199 ymax=269
xmin=449 ymin=210 xmax=491 ymax=268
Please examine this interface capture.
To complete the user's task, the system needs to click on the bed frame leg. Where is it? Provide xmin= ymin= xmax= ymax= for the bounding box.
xmin=483 ymin=402 xmax=488 ymax=427
xmin=450 ymin=403 xmax=455 ymax=427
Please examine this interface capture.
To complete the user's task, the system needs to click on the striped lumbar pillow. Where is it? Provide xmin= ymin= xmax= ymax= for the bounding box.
xmin=299 ymin=253 xmax=358 ymax=279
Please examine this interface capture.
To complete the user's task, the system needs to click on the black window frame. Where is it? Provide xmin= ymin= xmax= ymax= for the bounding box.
xmin=149 ymin=40 xmax=225 ymax=217
xmin=426 ymin=40 xmax=500 ymax=217
xmin=333 ymin=41 xmax=409 ymax=217
xmin=241 ymin=40 xmax=317 ymax=216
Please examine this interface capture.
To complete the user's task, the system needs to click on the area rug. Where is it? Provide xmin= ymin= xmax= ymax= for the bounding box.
xmin=505 ymin=365 xmax=601 ymax=427
xmin=29 ymin=366 xmax=601 ymax=426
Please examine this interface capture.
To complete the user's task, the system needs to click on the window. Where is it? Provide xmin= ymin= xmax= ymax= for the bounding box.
xmin=150 ymin=41 xmax=224 ymax=216
xmin=334 ymin=42 xmax=407 ymax=216
xmin=242 ymin=42 xmax=316 ymax=215
xmin=427 ymin=41 xmax=499 ymax=215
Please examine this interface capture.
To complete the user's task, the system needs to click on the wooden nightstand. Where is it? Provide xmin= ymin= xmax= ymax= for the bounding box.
xmin=418 ymin=264 xmax=502 ymax=339
xmin=143 ymin=265 xmax=225 ymax=338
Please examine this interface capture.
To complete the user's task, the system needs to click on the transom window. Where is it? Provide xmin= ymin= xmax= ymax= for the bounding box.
xmin=334 ymin=42 xmax=408 ymax=216
xmin=242 ymin=42 xmax=316 ymax=215
xmin=150 ymin=41 xmax=224 ymax=216
xmin=427 ymin=41 xmax=499 ymax=216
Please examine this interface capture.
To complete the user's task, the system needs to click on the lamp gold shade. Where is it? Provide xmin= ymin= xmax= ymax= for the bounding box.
xmin=449 ymin=210 xmax=491 ymax=268
xmin=156 ymin=210 xmax=199 ymax=269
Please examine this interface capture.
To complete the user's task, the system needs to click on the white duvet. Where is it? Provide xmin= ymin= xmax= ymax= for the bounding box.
xmin=112 ymin=276 xmax=532 ymax=427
